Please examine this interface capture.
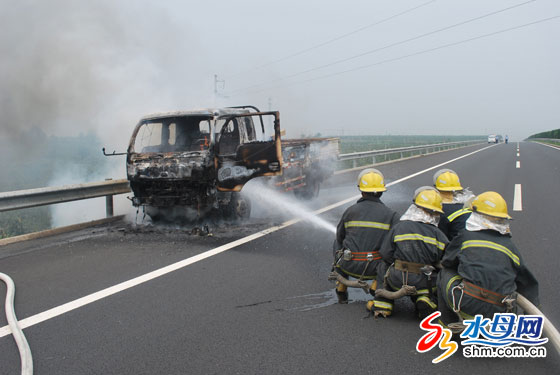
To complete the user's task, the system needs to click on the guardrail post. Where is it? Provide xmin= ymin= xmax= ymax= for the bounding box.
xmin=352 ymin=159 xmax=357 ymax=168
xmin=105 ymin=178 xmax=114 ymax=218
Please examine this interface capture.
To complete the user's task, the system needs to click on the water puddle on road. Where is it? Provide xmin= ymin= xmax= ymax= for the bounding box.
xmin=235 ymin=288 xmax=372 ymax=312
xmin=282 ymin=288 xmax=372 ymax=312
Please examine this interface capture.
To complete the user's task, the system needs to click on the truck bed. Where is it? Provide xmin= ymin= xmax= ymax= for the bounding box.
xmin=274 ymin=137 xmax=339 ymax=198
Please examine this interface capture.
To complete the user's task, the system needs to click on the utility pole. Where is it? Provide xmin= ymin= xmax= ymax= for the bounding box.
xmin=268 ymin=97 xmax=272 ymax=129
xmin=214 ymin=74 xmax=225 ymax=106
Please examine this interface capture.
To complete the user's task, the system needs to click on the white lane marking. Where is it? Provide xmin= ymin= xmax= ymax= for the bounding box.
xmin=513 ymin=184 xmax=522 ymax=211
xmin=535 ymin=141 xmax=560 ymax=150
xmin=0 ymin=144 xmax=498 ymax=338
xmin=516 ymin=161 xmax=520 ymax=168
xmin=517 ymin=153 xmax=520 ymax=157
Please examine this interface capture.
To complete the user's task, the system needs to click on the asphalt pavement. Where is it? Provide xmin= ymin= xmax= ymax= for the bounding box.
xmin=1 ymin=142 xmax=559 ymax=374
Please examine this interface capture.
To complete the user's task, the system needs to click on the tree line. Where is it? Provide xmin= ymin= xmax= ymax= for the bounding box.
xmin=527 ymin=129 xmax=560 ymax=139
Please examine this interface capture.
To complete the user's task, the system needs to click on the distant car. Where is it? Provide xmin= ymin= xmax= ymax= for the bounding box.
xmin=488 ymin=134 xmax=497 ymax=143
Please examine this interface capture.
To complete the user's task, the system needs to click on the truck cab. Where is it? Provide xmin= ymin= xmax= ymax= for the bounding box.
xmin=126 ymin=106 xmax=282 ymax=220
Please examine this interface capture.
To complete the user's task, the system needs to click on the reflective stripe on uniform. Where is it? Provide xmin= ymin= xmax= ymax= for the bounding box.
xmin=351 ymin=251 xmax=382 ymax=261
xmin=335 ymin=265 xmax=376 ymax=280
xmin=461 ymin=240 xmax=520 ymax=266
xmin=373 ymin=300 xmax=393 ymax=310
xmin=352 ymin=256 xmax=382 ymax=261
xmin=416 ymin=295 xmax=437 ymax=309
xmin=444 ymin=275 xmax=463 ymax=309
xmin=447 ymin=208 xmax=471 ymax=222
xmin=344 ymin=221 xmax=391 ymax=230
xmin=394 ymin=233 xmax=446 ymax=250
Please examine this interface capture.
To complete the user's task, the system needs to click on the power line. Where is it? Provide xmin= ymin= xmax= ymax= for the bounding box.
xmin=227 ymin=0 xmax=536 ymax=95
xmin=236 ymin=15 xmax=560 ymax=95
xmin=224 ymin=0 xmax=437 ymax=80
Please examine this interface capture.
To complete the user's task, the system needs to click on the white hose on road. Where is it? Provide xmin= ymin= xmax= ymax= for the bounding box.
xmin=0 ymin=272 xmax=33 ymax=375
xmin=517 ymin=294 xmax=560 ymax=356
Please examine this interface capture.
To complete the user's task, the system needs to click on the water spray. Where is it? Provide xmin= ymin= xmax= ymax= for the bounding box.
xmin=242 ymin=181 xmax=336 ymax=234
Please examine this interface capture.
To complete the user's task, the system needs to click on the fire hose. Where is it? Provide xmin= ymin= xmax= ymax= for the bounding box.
xmin=330 ymin=271 xmax=560 ymax=355
xmin=1 ymin=272 xmax=33 ymax=375
xmin=328 ymin=271 xmax=370 ymax=294
xmin=516 ymin=294 xmax=560 ymax=355
xmin=374 ymin=285 xmax=417 ymax=299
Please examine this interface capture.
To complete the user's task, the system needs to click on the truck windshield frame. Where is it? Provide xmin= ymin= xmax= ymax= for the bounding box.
xmin=131 ymin=115 xmax=213 ymax=153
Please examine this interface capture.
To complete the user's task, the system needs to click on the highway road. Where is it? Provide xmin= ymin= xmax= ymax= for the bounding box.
xmin=1 ymin=141 xmax=559 ymax=374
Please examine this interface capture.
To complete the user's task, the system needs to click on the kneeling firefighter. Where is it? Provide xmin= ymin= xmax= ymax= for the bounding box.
xmin=433 ymin=169 xmax=475 ymax=241
xmin=372 ymin=187 xmax=449 ymax=318
xmin=437 ymin=191 xmax=540 ymax=326
xmin=332 ymin=169 xmax=399 ymax=304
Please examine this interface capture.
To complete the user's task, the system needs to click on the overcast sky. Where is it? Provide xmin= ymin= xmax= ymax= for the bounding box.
xmin=1 ymin=0 xmax=559 ymax=147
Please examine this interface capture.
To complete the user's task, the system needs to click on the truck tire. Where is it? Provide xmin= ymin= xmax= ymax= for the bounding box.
xmin=146 ymin=206 xmax=163 ymax=222
xmin=295 ymin=179 xmax=320 ymax=200
xmin=228 ymin=193 xmax=251 ymax=220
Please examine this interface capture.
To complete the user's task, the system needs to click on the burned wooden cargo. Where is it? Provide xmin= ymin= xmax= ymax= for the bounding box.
xmin=273 ymin=138 xmax=339 ymax=199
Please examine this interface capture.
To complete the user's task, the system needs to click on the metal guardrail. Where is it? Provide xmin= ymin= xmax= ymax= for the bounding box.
xmin=0 ymin=179 xmax=130 ymax=214
xmin=338 ymin=139 xmax=484 ymax=168
xmin=0 ymin=140 xmax=485 ymax=214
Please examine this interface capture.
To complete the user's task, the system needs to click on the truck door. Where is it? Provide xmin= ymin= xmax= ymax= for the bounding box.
xmin=216 ymin=111 xmax=282 ymax=191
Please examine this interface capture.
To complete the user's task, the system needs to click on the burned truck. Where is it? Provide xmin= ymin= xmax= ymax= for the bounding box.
xmin=125 ymin=106 xmax=282 ymax=221
xmin=273 ymin=138 xmax=339 ymax=199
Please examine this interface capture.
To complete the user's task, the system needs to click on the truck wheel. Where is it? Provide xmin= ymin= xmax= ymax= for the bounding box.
xmin=295 ymin=180 xmax=320 ymax=200
xmin=228 ymin=193 xmax=251 ymax=220
xmin=146 ymin=206 xmax=163 ymax=222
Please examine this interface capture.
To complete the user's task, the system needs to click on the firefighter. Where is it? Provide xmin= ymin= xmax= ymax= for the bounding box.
xmin=433 ymin=169 xmax=475 ymax=240
xmin=437 ymin=191 xmax=540 ymax=326
xmin=333 ymin=168 xmax=399 ymax=304
xmin=372 ymin=187 xmax=449 ymax=318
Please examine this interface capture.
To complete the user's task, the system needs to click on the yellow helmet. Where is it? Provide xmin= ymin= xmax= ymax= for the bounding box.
xmin=358 ymin=168 xmax=386 ymax=192
xmin=413 ymin=186 xmax=444 ymax=214
xmin=433 ymin=169 xmax=463 ymax=192
xmin=357 ymin=168 xmax=379 ymax=183
xmin=470 ymin=191 xmax=512 ymax=219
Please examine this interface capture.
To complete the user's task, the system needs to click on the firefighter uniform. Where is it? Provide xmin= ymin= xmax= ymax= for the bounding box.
xmin=437 ymin=192 xmax=540 ymax=325
xmin=438 ymin=230 xmax=539 ymax=324
xmin=334 ymin=195 xmax=399 ymax=280
xmin=333 ymin=169 xmax=398 ymax=304
xmin=433 ymin=169 xmax=473 ymax=241
xmin=374 ymin=218 xmax=449 ymax=317
xmin=438 ymin=204 xmax=471 ymax=240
